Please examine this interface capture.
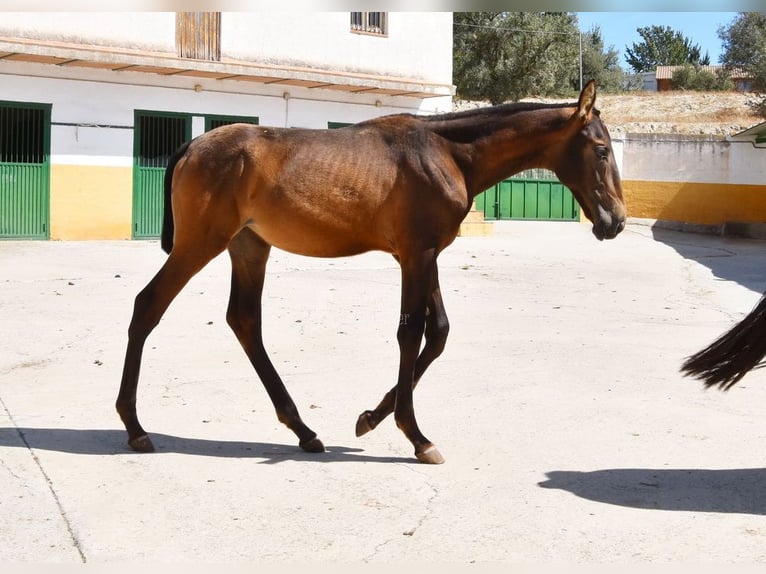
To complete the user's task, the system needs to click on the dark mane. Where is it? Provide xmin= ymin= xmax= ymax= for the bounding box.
xmin=355 ymin=100 xmax=579 ymax=132
xmin=422 ymin=100 xmax=578 ymax=124
xmin=405 ymin=101 xmax=581 ymax=144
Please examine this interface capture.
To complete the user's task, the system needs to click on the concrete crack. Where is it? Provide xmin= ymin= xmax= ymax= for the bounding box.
xmin=0 ymin=394 xmax=87 ymax=563
xmin=363 ymin=465 xmax=440 ymax=562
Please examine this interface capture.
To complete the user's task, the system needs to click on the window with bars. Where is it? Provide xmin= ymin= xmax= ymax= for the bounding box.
xmin=136 ymin=114 xmax=188 ymax=168
xmin=176 ymin=12 xmax=221 ymax=61
xmin=0 ymin=105 xmax=46 ymax=164
xmin=350 ymin=12 xmax=387 ymax=36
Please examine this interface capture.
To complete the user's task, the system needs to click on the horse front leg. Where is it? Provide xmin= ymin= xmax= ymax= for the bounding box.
xmin=385 ymin=250 xmax=445 ymax=464
xmin=356 ymin=269 xmax=449 ymax=441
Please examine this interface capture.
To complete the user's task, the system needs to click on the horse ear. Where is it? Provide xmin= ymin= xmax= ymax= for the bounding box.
xmin=577 ymin=79 xmax=597 ymax=121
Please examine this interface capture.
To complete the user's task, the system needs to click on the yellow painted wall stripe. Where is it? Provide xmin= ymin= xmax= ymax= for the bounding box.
xmin=50 ymin=164 xmax=133 ymax=240
xmin=623 ymin=180 xmax=766 ymax=226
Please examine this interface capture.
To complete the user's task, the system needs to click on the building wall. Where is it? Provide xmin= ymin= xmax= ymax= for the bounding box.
xmin=618 ymin=134 xmax=766 ymax=225
xmin=0 ymin=12 xmax=176 ymax=51
xmin=221 ymin=12 xmax=453 ymax=84
xmin=0 ymin=12 xmax=454 ymax=240
xmin=2 ymin=70 xmax=449 ymax=240
xmin=0 ymin=12 xmax=452 ymax=84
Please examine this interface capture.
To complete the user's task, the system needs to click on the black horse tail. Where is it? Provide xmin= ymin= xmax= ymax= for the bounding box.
xmin=681 ymin=293 xmax=766 ymax=390
xmin=160 ymin=140 xmax=192 ymax=255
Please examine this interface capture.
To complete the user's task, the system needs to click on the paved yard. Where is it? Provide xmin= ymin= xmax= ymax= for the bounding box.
xmin=2 ymin=221 xmax=766 ymax=563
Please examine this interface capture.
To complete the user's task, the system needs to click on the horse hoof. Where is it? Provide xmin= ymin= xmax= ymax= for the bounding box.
xmin=416 ymin=445 xmax=444 ymax=465
xmin=300 ymin=437 xmax=325 ymax=453
xmin=355 ymin=411 xmax=376 ymax=437
xmin=128 ymin=434 xmax=155 ymax=453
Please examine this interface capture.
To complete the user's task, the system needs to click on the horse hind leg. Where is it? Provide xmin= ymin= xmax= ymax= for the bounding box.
xmin=226 ymin=229 xmax=324 ymax=453
xmin=116 ymin=241 xmax=229 ymax=452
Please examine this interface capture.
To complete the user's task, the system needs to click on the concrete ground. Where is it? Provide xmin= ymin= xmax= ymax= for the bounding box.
xmin=2 ymin=220 xmax=766 ymax=564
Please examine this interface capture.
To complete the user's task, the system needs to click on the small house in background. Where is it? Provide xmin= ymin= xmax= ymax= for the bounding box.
xmin=655 ymin=65 xmax=753 ymax=92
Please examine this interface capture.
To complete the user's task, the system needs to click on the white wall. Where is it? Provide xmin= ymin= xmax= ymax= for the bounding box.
xmin=0 ymin=12 xmax=453 ymax=87
xmin=0 ymin=11 xmax=454 ymax=172
xmin=621 ymin=135 xmax=766 ymax=186
xmin=0 ymin=71 xmax=446 ymax=168
xmin=221 ymin=12 xmax=452 ymax=84
xmin=0 ymin=12 xmax=175 ymax=51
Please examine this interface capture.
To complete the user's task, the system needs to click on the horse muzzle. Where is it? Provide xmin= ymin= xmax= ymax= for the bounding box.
xmin=592 ymin=205 xmax=626 ymax=241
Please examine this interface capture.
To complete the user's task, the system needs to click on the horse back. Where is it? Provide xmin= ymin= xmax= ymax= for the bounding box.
xmin=172 ymin=121 xmax=471 ymax=257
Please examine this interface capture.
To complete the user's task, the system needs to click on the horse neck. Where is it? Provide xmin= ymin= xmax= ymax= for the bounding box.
xmin=427 ymin=104 xmax=575 ymax=198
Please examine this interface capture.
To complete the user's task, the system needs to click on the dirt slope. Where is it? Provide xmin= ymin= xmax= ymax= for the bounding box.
xmin=455 ymin=91 xmax=764 ymax=137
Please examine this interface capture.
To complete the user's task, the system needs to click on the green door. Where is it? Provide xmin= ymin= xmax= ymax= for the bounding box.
xmin=475 ymin=170 xmax=579 ymax=221
xmin=132 ymin=112 xmax=191 ymax=239
xmin=0 ymin=102 xmax=51 ymax=239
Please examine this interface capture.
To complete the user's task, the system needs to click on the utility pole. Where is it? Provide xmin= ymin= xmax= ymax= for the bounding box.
xmin=579 ymin=32 xmax=583 ymax=90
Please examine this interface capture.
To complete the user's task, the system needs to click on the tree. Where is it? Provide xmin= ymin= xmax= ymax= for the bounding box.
xmin=670 ymin=64 xmax=733 ymax=91
xmin=625 ymin=25 xmax=710 ymax=73
xmin=576 ymin=25 xmax=624 ymax=93
xmin=453 ymin=12 xmax=580 ymax=103
xmin=718 ymin=12 xmax=766 ymax=112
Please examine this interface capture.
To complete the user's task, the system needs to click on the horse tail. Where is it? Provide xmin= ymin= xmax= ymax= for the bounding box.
xmin=160 ymin=140 xmax=192 ymax=255
xmin=681 ymin=293 xmax=766 ymax=390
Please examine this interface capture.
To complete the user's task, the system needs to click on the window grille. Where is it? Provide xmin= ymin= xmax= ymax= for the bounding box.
xmin=0 ymin=105 xmax=46 ymax=164
xmin=136 ymin=114 xmax=188 ymax=168
xmin=176 ymin=12 xmax=221 ymax=61
xmin=350 ymin=12 xmax=387 ymax=36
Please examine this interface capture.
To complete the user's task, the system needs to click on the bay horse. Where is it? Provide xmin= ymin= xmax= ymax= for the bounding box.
xmin=681 ymin=294 xmax=766 ymax=390
xmin=117 ymin=80 xmax=626 ymax=464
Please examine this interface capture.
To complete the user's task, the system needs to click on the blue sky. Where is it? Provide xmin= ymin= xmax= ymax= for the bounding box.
xmin=575 ymin=12 xmax=739 ymax=71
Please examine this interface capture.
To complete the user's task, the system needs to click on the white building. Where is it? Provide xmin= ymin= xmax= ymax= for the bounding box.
xmin=0 ymin=12 xmax=454 ymax=239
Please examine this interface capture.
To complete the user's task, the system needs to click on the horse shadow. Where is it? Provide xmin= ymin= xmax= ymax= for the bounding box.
xmin=539 ymin=467 xmax=766 ymax=516
xmin=0 ymin=426 xmax=416 ymax=465
xmin=649 ymin=225 xmax=766 ymax=294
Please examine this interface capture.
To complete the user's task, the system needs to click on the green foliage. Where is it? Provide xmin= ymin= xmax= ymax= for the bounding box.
xmin=453 ymin=12 xmax=581 ymax=104
xmin=670 ymin=64 xmax=734 ymax=91
xmin=718 ymin=12 xmax=766 ymax=113
xmin=577 ymin=25 xmax=624 ymax=93
xmin=625 ymin=25 xmax=709 ymax=73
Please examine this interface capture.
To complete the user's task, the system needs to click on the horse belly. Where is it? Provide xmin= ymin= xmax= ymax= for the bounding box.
xmin=246 ymin=206 xmax=391 ymax=258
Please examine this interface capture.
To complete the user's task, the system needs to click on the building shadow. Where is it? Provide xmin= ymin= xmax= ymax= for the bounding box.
xmin=648 ymin=224 xmax=766 ymax=294
xmin=539 ymin=467 xmax=766 ymax=515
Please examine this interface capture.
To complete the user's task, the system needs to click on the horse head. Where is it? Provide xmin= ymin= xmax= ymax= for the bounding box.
xmin=553 ymin=80 xmax=627 ymax=241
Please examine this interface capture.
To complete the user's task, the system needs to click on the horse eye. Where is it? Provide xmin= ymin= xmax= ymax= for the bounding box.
xmin=595 ymin=145 xmax=609 ymax=160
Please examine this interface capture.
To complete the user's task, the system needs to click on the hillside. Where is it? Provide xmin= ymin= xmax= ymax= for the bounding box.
xmin=454 ymin=91 xmax=764 ymax=137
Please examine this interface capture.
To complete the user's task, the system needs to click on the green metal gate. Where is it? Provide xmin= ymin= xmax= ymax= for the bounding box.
xmin=475 ymin=169 xmax=579 ymax=221
xmin=133 ymin=112 xmax=258 ymax=239
xmin=0 ymin=102 xmax=51 ymax=239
